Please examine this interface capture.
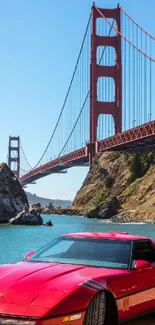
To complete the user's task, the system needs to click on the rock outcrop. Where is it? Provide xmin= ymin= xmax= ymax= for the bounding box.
xmin=86 ymin=197 xmax=120 ymax=219
xmin=43 ymin=220 xmax=53 ymax=226
xmin=0 ymin=163 xmax=28 ymax=223
xmin=9 ymin=209 xmax=43 ymax=225
xmin=73 ymin=150 xmax=155 ymax=222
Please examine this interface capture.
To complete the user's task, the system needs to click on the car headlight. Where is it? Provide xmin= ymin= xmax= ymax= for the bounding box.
xmin=0 ymin=319 xmax=36 ymax=325
xmin=62 ymin=314 xmax=82 ymax=322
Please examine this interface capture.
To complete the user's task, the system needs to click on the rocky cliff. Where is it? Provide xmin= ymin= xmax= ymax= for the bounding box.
xmin=73 ymin=151 xmax=155 ymax=223
xmin=0 ymin=163 xmax=28 ymax=223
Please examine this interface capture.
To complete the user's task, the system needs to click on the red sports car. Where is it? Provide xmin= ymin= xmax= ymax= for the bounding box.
xmin=0 ymin=231 xmax=155 ymax=325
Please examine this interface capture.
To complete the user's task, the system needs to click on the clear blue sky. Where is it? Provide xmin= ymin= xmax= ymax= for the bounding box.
xmin=0 ymin=0 xmax=154 ymax=201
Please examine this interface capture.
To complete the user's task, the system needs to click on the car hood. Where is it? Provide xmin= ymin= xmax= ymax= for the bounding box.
xmin=0 ymin=261 xmax=126 ymax=316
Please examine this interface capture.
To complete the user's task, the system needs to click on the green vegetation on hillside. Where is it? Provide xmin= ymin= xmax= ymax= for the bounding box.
xmin=73 ymin=150 xmax=155 ymax=222
xmin=87 ymin=188 xmax=108 ymax=209
xmin=128 ymin=151 xmax=155 ymax=184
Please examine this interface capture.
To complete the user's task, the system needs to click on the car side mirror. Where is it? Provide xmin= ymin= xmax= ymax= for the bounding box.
xmin=24 ymin=251 xmax=35 ymax=260
xmin=132 ymin=260 xmax=152 ymax=270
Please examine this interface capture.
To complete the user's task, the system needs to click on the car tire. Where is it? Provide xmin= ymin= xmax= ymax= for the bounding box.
xmin=83 ymin=291 xmax=106 ymax=325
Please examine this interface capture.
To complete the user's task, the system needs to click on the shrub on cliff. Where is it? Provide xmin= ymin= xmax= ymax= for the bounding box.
xmin=128 ymin=151 xmax=155 ymax=184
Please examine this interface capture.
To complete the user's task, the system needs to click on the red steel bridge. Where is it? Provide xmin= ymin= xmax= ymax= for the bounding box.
xmin=7 ymin=4 xmax=155 ymax=186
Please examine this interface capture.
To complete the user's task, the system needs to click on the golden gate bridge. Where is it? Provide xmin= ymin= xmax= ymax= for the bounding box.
xmin=7 ymin=4 xmax=155 ymax=186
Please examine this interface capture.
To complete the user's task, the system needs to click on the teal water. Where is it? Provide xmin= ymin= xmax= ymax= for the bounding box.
xmin=1 ymin=214 xmax=155 ymax=264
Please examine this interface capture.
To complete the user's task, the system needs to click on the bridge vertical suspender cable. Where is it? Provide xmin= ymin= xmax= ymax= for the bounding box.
xmin=31 ymin=14 xmax=92 ymax=169
xmin=18 ymin=4 xmax=155 ymax=180
xmin=57 ymin=21 xmax=115 ymax=158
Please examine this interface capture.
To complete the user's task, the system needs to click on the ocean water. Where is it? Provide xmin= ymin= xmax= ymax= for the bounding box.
xmin=0 ymin=215 xmax=155 ymax=324
xmin=1 ymin=214 xmax=155 ymax=264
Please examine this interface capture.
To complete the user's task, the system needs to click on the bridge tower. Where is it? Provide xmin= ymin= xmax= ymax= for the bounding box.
xmin=8 ymin=136 xmax=20 ymax=178
xmin=88 ymin=3 xmax=122 ymax=165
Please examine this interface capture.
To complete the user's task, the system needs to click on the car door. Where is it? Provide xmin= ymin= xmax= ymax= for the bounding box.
xmin=129 ymin=239 xmax=155 ymax=318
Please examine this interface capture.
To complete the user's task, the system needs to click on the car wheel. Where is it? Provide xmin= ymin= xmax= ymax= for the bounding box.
xmin=83 ymin=291 xmax=106 ymax=325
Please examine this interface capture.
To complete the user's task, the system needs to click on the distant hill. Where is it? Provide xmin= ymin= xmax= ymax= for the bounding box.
xmin=26 ymin=192 xmax=72 ymax=208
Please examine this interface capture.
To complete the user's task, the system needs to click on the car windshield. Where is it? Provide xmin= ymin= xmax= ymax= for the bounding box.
xmin=28 ymin=237 xmax=131 ymax=269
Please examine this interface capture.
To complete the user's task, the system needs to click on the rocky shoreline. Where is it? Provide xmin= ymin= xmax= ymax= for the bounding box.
xmin=111 ymin=210 xmax=155 ymax=224
xmin=9 ymin=208 xmax=43 ymax=225
xmin=41 ymin=206 xmax=155 ymax=224
xmin=41 ymin=207 xmax=87 ymax=217
xmin=40 ymin=201 xmax=155 ymax=224
xmin=1 ymin=150 xmax=155 ymax=225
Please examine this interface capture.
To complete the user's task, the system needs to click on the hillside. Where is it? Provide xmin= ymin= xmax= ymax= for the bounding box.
xmin=73 ymin=150 xmax=155 ymax=223
xmin=26 ymin=192 xmax=72 ymax=208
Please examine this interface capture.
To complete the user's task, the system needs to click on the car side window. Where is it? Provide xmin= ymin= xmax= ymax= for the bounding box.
xmin=132 ymin=240 xmax=155 ymax=263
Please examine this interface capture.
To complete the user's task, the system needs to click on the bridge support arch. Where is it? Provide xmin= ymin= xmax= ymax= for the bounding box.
xmin=8 ymin=136 xmax=20 ymax=178
xmin=88 ymin=4 xmax=122 ymax=165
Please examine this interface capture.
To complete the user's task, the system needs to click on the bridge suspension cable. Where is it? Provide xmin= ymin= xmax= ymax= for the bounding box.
xmin=58 ymin=20 xmax=115 ymax=157
xmin=120 ymin=6 xmax=155 ymax=41
xmin=120 ymin=5 xmax=155 ymax=131
xmin=94 ymin=5 xmax=155 ymax=62
xmin=20 ymin=140 xmax=33 ymax=170
xmin=10 ymin=150 xmax=27 ymax=175
xmin=18 ymin=4 xmax=155 ymax=180
xmin=30 ymin=14 xmax=91 ymax=169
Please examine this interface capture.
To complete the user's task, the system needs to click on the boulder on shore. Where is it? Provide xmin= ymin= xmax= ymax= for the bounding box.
xmin=9 ymin=209 xmax=43 ymax=225
xmin=0 ymin=163 xmax=28 ymax=223
xmin=86 ymin=196 xmax=120 ymax=219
